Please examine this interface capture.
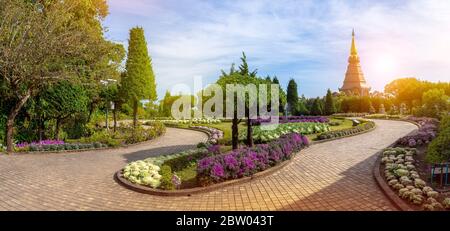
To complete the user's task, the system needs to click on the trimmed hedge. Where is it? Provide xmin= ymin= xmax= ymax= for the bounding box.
xmin=317 ymin=120 xmax=375 ymax=140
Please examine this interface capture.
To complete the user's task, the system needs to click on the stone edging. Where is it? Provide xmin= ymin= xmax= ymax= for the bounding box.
xmin=114 ymin=154 xmax=295 ymax=196
xmin=372 ymin=120 xmax=420 ymax=211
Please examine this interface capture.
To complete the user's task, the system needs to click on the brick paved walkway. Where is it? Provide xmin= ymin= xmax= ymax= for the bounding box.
xmin=0 ymin=120 xmax=417 ymax=211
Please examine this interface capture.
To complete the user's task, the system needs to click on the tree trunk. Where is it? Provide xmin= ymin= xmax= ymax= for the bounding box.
xmin=113 ymin=108 xmax=117 ymax=132
xmin=246 ymin=118 xmax=254 ymax=147
xmin=232 ymin=106 xmax=240 ymax=150
xmin=6 ymin=93 xmax=31 ymax=153
xmin=55 ymin=118 xmax=61 ymax=140
xmin=133 ymin=100 xmax=138 ymax=128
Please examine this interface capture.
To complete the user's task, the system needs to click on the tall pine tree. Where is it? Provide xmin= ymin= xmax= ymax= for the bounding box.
xmin=121 ymin=27 xmax=157 ymax=127
xmin=287 ymin=79 xmax=299 ymax=115
xmin=324 ymin=89 xmax=336 ymax=115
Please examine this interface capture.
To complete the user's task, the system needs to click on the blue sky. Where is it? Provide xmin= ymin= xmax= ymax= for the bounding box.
xmin=104 ymin=0 xmax=450 ymax=99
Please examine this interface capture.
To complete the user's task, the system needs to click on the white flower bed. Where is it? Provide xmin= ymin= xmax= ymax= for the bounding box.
xmin=122 ymin=160 xmax=162 ymax=188
xmin=382 ymin=147 xmax=450 ymax=211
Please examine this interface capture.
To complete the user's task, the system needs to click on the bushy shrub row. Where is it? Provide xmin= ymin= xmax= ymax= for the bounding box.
xmin=14 ymin=139 xmax=108 ymax=152
xmin=317 ymin=121 xmax=375 ymax=140
xmin=197 ymin=133 xmax=309 ymax=186
xmin=426 ymin=115 xmax=450 ymax=163
xmin=364 ymin=114 xmax=403 ymax=119
xmin=78 ymin=122 xmax=166 ymax=147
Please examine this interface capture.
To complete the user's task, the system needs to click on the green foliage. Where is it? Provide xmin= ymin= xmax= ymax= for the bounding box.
xmin=162 ymin=150 xmax=206 ymax=172
xmin=385 ymin=78 xmax=450 ymax=109
xmin=324 ymin=89 xmax=336 ymax=115
xmin=426 ymin=115 xmax=450 ymax=163
xmin=413 ymin=89 xmax=449 ymax=119
xmin=311 ymin=98 xmax=324 ymax=115
xmin=159 ymin=165 xmax=175 ymax=190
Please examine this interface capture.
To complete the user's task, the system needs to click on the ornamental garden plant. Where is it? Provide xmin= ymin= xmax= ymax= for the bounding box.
xmin=379 ymin=115 xmax=450 ymax=211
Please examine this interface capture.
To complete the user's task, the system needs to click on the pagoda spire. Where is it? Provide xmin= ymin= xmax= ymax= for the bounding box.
xmin=339 ymin=29 xmax=371 ymax=96
xmin=350 ymin=29 xmax=358 ymax=56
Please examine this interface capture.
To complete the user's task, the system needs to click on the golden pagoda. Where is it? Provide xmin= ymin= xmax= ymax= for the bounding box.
xmin=339 ymin=29 xmax=371 ymax=96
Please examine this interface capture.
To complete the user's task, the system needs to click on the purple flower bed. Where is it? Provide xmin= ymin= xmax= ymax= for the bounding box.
xmin=197 ymin=133 xmax=309 ymax=186
xmin=15 ymin=140 xmax=65 ymax=148
xmin=251 ymin=116 xmax=329 ymax=125
xmin=396 ymin=117 xmax=440 ymax=147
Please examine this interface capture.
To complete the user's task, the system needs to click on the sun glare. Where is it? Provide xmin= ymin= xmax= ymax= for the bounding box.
xmin=374 ymin=55 xmax=396 ymax=74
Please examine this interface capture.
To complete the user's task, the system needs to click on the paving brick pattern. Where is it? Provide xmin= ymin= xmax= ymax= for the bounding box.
xmin=0 ymin=120 xmax=417 ymax=211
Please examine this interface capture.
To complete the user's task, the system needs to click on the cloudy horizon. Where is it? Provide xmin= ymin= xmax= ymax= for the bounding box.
xmin=104 ymin=0 xmax=450 ymax=100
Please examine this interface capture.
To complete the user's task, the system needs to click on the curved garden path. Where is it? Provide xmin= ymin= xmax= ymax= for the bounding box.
xmin=0 ymin=120 xmax=417 ymax=211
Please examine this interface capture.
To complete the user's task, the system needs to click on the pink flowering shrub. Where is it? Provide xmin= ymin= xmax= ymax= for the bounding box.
xmin=197 ymin=133 xmax=309 ymax=186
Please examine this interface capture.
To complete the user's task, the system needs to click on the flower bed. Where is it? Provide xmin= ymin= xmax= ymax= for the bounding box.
xmin=316 ymin=120 xmax=375 ymax=140
xmin=250 ymin=122 xmax=329 ymax=143
xmin=14 ymin=139 xmax=108 ymax=152
xmin=197 ymin=133 xmax=309 ymax=186
xmin=146 ymin=118 xmax=222 ymax=126
xmin=251 ymin=116 xmax=329 ymax=125
xmin=380 ymin=147 xmax=450 ymax=211
xmin=395 ymin=117 xmax=439 ymax=148
xmin=122 ymin=148 xmax=210 ymax=189
xmin=119 ymin=133 xmax=309 ymax=191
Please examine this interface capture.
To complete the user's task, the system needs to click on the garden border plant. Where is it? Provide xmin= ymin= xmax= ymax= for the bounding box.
xmin=4 ymin=121 xmax=167 ymax=155
xmin=373 ymin=118 xmax=450 ymax=211
xmin=314 ymin=119 xmax=376 ymax=142
xmin=116 ymin=132 xmax=310 ymax=196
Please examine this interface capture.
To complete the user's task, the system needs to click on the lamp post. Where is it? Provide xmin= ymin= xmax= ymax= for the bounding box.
xmin=100 ymin=79 xmax=117 ymax=130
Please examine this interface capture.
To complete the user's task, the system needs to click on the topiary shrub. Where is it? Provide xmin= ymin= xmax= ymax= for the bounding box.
xmin=159 ymin=165 xmax=175 ymax=190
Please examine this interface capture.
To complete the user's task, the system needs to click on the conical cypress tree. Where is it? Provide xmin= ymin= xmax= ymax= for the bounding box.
xmin=122 ymin=27 xmax=157 ymax=127
xmin=287 ymin=79 xmax=299 ymax=115
xmin=324 ymin=89 xmax=336 ymax=115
